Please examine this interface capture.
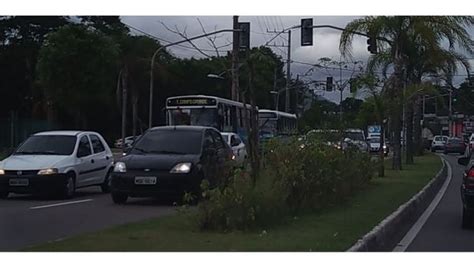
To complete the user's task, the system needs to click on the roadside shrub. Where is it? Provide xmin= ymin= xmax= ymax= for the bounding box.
xmin=194 ymin=133 xmax=373 ymax=231
xmin=196 ymin=168 xmax=288 ymax=231
xmin=265 ymin=135 xmax=373 ymax=212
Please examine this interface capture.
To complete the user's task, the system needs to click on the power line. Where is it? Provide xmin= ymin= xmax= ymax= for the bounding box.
xmin=124 ymin=22 xmax=231 ymax=54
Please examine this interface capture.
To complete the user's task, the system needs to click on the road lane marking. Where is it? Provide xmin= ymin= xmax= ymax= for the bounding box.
xmin=29 ymin=199 xmax=93 ymax=210
xmin=393 ymin=155 xmax=452 ymax=252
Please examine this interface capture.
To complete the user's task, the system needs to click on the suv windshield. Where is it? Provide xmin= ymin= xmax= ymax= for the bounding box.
xmin=131 ymin=130 xmax=203 ymax=155
xmin=368 ymin=137 xmax=381 ymax=143
xmin=15 ymin=135 xmax=77 ymax=155
xmin=345 ymin=131 xmax=365 ymax=141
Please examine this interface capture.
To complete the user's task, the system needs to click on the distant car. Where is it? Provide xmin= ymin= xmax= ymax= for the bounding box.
xmin=431 ymin=135 xmax=448 ymax=152
xmin=220 ymin=132 xmax=247 ymax=167
xmin=344 ymin=129 xmax=368 ymax=152
xmin=0 ymin=131 xmax=114 ymax=199
xmin=114 ymin=136 xmax=141 ymax=149
xmin=457 ymin=156 xmax=474 ymax=228
xmin=444 ymin=137 xmax=466 ymax=155
xmin=110 ymin=126 xmax=233 ymax=204
xmin=367 ymin=136 xmax=388 ymax=156
xmin=468 ymin=134 xmax=474 ymax=155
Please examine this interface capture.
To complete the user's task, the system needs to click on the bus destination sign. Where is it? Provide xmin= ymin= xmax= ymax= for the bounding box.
xmin=168 ymin=97 xmax=216 ymax=106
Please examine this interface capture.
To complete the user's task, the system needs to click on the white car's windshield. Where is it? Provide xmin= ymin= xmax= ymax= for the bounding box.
xmin=15 ymin=135 xmax=77 ymax=155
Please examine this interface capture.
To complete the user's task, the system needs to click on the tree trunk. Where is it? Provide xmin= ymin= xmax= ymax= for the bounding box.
xmin=413 ymin=96 xmax=424 ymax=156
xmin=132 ymin=94 xmax=138 ymax=139
xmin=391 ymin=45 xmax=404 ymax=170
xmin=247 ymin=60 xmax=260 ymax=186
xmin=405 ymin=101 xmax=414 ymax=164
xmin=378 ymin=118 xmax=385 ymax=177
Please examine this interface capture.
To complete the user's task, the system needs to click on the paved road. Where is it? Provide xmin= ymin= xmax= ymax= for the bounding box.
xmin=0 ymin=187 xmax=175 ymax=251
xmin=406 ymin=154 xmax=474 ymax=251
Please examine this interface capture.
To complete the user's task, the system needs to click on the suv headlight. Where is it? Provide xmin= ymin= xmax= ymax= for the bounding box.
xmin=170 ymin=163 xmax=192 ymax=174
xmin=37 ymin=168 xmax=58 ymax=175
xmin=114 ymin=162 xmax=127 ymax=173
xmin=0 ymin=169 xmax=4 ymax=175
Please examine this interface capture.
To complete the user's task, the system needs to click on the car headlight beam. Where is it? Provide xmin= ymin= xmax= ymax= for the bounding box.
xmin=114 ymin=162 xmax=127 ymax=173
xmin=37 ymin=168 xmax=59 ymax=175
xmin=170 ymin=163 xmax=192 ymax=174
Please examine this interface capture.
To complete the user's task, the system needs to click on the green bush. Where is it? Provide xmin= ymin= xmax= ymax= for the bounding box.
xmin=194 ymin=134 xmax=373 ymax=231
xmin=196 ymin=168 xmax=288 ymax=231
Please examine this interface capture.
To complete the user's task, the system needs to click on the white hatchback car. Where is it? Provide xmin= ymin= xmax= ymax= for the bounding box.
xmin=0 ymin=131 xmax=114 ymax=199
xmin=220 ymin=132 xmax=247 ymax=167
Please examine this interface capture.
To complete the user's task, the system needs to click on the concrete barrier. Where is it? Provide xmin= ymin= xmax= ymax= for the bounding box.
xmin=347 ymin=157 xmax=447 ymax=252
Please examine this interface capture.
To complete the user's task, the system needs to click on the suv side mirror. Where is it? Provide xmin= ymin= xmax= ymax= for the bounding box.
xmin=458 ymin=156 xmax=470 ymax=166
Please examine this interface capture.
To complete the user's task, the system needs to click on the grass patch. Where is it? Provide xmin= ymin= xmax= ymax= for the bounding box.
xmin=26 ymin=154 xmax=441 ymax=252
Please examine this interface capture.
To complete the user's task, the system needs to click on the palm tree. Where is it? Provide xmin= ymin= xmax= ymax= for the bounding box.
xmin=340 ymin=16 xmax=474 ymax=170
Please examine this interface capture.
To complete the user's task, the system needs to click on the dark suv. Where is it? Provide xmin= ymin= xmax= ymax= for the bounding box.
xmin=110 ymin=126 xmax=233 ymax=204
xmin=457 ymin=156 xmax=474 ymax=228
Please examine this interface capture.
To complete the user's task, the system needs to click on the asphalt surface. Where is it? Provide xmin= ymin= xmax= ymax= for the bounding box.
xmin=0 ymin=187 xmax=176 ymax=251
xmin=406 ymin=154 xmax=474 ymax=251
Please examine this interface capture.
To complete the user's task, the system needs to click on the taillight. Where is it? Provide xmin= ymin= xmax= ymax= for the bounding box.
xmin=465 ymin=169 xmax=474 ymax=189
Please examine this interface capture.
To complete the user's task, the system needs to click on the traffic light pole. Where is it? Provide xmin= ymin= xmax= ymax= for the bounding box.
xmin=285 ymin=30 xmax=291 ymax=113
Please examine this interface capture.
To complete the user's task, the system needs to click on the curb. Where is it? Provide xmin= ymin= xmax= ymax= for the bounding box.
xmin=346 ymin=156 xmax=448 ymax=252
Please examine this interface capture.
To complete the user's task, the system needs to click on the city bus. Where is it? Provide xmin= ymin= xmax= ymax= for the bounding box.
xmin=165 ymin=95 xmax=256 ymax=142
xmin=258 ymin=109 xmax=297 ymax=140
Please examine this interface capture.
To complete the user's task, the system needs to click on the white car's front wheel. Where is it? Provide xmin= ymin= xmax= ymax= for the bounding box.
xmin=63 ymin=174 xmax=76 ymax=199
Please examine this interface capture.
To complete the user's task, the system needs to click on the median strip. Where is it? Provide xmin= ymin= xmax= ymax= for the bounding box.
xmin=29 ymin=199 xmax=93 ymax=210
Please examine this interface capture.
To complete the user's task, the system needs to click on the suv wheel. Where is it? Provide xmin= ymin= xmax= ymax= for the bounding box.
xmin=111 ymin=192 xmax=128 ymax=204
xmin=63 ymin=175 xmax=76 ymax=199
xmin=462 ymin=208 xmax=472 ymax=229
xmin=0 ymin=191 xmax=8 ymax=199
xmin=101 ymin=170 xmax=112 ymax=193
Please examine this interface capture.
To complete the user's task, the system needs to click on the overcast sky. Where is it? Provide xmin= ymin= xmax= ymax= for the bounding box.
xmin=121 ymin=16 xmax=474 ymax=103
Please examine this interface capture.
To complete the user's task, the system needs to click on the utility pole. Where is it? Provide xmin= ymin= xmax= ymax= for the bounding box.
xmin=339 ymin=61 xmax=343 ymax=123
xmin=121 ymin=67 xmax=128 ymax=154
xmin=231 ymin=16 xmax=240 ymax=101
xmin=285 ymin=30 xmax=291 ymax=113
xmin=449 ymin=88 xmax=453 ymax=136
xmin=273 ymin=67 xmax=277 ymax=110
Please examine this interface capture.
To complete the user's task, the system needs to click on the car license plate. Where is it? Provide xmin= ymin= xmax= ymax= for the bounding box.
xmin=134 ymin=176 xmax=157 ymax=185
xmin=9 ymin=178 xmax=29 ymax=186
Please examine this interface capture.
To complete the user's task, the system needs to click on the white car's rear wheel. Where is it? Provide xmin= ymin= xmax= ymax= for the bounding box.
xmin=101 ymin=170 xmax=112 ymax=193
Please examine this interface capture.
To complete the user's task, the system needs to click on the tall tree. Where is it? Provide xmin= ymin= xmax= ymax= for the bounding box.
xmin=0 ymin=16 xmax=70 ymax=119
xmin=36 ymin=24 xmax=120 ymax=132
xmin=340 ymin=16 xmax=474 ymax=170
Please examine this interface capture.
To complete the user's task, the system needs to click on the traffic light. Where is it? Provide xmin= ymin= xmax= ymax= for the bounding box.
xmin=301 ymin=18 xmax=313 ymax=46
xmin=367 ymin=30 xmax=377 ymax=54
xmin=238 ymin=22 xmax=250 ymax=49
xmin=326 ymin=77 xmax=333 ymax=91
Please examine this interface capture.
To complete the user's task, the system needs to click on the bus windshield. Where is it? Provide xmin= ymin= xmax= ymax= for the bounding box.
xmin=168 ymin=108 xmax=218 ymax=128
xmin=259 ymin=119 xmax=277 ymax=138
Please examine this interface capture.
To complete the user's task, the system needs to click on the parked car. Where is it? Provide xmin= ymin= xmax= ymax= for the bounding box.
xmin=457 ymin=156 xmax=474 ymax=228
xmin=0 ymin=131 xmax=114 ymax=199
xmin=444 ymin=137 xmax=466 ymax=155
xmin=431 ymin=135 xmax=448 ymax=152
xmin=367 ymin=136 xmax=388 ymax=156
xmin=110 ymin=126 xmax=233 ymax=204
xmin=220 ymin=132 xmax=247 ymax=167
